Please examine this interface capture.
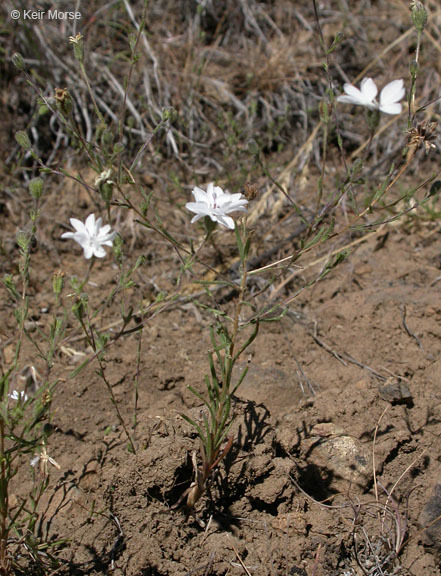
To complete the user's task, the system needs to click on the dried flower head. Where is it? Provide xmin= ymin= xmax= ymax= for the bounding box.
xmin=407 ymin=120 xmax=438 ymax=154
xmin=55 ymin=87 xmax=72 ymax=115
xmin=69 ymin=33 xmax=84 ymax=62
xmin=243 ymin=182 xmax=259 ymax=201
xmin=31 ymin=445 xmax=60 ymax=477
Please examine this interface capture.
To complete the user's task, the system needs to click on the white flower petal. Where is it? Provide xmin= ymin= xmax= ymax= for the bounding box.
xmin=212 ymin=185 xmax=224 ymax=197
xmin=379 ymin=79 xmax=405 ymax=110
xmin=83 ymin=245 xmax=94 ymax=259
xmin=61 ymin=231 xmax=77 ymax=240
xmin=192 ymin=187 xmax=208 ymax=203
xmin=85 ymin=214 xmax=96 ymax=236
xmin=342 ymin=83 xmax=364 ymax=100
xmin=229 ymin=193 xmax=249 ymax=204
xmin=30 ymin=455 xmax=40 ymax=467
xmin=337 ymin=78 xmax=378 ymax=109
xmin=206 ymin=182 xmax=215 ymax=204
xmin=379 ymin=102 xmax=402 ymax=115
xmin=190 ymin=213 xmax=205 ymax=224
xmin=69 ymin=218 xmax=86 ymax=233
xmin=215 ymin=214 xmax=235 ymax=229
xmin=93 ymin=245 xmax=107 ymax=258
xmin=360 ymin=78 xmax=378 ymax=102
xmin=337 ymin=94 xmax=362 ymax=105
xmin=186 ymin=202 xmax=210 ymax=215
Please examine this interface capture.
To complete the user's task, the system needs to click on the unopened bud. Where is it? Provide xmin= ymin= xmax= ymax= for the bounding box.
xmin=52 ymin=271 xmax=64 ymax=296
xmin=411 ymin=1 xmax=428 ymax=33
xmin=72 ymin=294 xmax=88 ymax=321
xmin=12 ymin=52 xmax=25 ymax=70
xmin=161 ymin=106 xmax=177 ymax=122
xmin=113 ymin=235 xmax=123 ymax=264
xmin=69 ymin=33 xmax=84 ymax=62
xmin=15 ymin=130 xmax=31 ymax=150
xmin=29 ymin=178 xmax=43 ymax=199
xmin=95 ymin=169 xmax=114 ymax=204
xmin=16 ymin=230 xmax=29 ymax=252
xmin=247 ymin=139 xmax=260 ymax=156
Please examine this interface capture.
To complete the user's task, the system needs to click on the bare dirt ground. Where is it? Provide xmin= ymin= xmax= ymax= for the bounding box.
xmin=3 ymin=172 xmax=441 ymax=576
xmin=2 ymin=1 xmax=441 ymax=575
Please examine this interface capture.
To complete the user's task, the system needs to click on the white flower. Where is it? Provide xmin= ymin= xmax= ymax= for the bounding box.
xmin=185 ymin=183 xmax=248 ymax=230
xmin=337 ymin=78 xmax=405 ymax=115
xmin=8 ymin=390 xmax=28 ymax=402
xmin=61 ymin=213 xmax=116 ymax=259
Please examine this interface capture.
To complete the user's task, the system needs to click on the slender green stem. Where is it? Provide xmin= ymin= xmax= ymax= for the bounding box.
xmin=97 ymin=360 xmax=136 ymax=454
xmin=79 ymin=62 xmax=106 ymax=126
xmin=0 ymin=420 xmax=8 ymax=575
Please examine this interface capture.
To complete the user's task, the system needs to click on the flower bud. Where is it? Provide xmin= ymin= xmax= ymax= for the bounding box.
xmin=12 ymin=52 xmax=25 ymax=70
xmin=113 ymin=235 xmax=123 ymax=265
xmin=29 ymin=177 xmax=43 ymax=199
xmin=69 ymin=33 xmax=84 ymax=62
xmin=95 ymin=169 xmax=114 ymax=204
xmin=72 ymin=294 xmax=88 ymax=321
xmin=15 ymin=130 xmax=31 ymax=150
xmin=161 ymin=106 xmax=177 ymax=122
xmin=16 ymin=230 xmax=29 ymax=252
xmin=247 ymin=139 xmax=260 ymax=156
xmin=52 ymin=271 xmax=64 ymax=297
xmin=411 ymin=1 xmax=427 ymax=33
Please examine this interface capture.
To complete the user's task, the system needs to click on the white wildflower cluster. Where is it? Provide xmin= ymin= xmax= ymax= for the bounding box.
xmin=61 ymin=183 xmax=247 ymax=261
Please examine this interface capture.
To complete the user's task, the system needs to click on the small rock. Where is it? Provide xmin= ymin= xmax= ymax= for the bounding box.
xmin=303 ymin=425 xmax=373 ymax=490
xmin=379 ymin=378 xmax=413 ymax=406
xmin=24 ymin=320 xmax=37 ymax=332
